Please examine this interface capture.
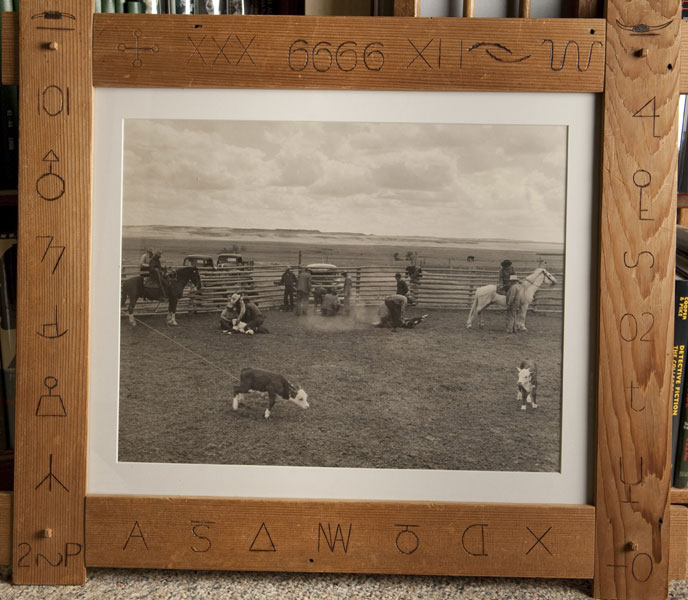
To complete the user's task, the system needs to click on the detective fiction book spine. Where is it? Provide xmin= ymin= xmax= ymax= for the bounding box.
xmin=672 ymin=281 xmax=688 ymax=484
xmin=0 ymin=235 xmax=15 ymax=450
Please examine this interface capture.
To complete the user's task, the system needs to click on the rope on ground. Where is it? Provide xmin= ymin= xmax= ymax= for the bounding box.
xmin=133 ymin=316 xmax=238 ymax=381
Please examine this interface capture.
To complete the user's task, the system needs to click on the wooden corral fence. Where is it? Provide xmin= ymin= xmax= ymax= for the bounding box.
xmin=120 ymin=263 xmax=563 ymax=317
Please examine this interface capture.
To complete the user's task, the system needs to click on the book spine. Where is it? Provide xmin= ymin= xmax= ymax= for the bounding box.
xmin=0 ymin=86 xmax=18 ymax=192
xmin=672 ymin=281 xmax=688 ymax=483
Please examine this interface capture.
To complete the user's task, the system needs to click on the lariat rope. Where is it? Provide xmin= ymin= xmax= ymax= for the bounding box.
xmin=132 ymin=316 xmax=239 ymax=381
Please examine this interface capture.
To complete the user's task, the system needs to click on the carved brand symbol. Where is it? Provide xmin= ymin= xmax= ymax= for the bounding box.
xmin=249 ymin=523 xmax=276 ymax=552
xmin=541 ymin=40 xmax=602 ymax=72
xmin=616 ymin=19 xmax=672 ymax=36
xmin=35 ymin=454 xmax=69 ymax=493
xmin=467 ymin=42 xmax=531 ymax=63
xmin=37 ymin=306 xmax=68 ymax=339
xmin=37 ymin=86 xmax=70 ymax=117
xmin=37 ymin=235 xmax=66 ymax=274
xmin=118 ymin=30 xmax=159 ymax=68
xmin=36 ymin=376 xmax=67 ymax=417
xmin=394 ymin=524 xmax=419 ymax=554
xmin=36 ymin=150 xmax=65 ymax=202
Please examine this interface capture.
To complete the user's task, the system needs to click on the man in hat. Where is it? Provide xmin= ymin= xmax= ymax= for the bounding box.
xmin=341 ymin=271 xmax=352 ymax=315
xmin=279 ymin=267 xmax=297 ymax=311
xmin=395 ymin=272 xmax=409 ymax=296
xmin=497 ymin=259 xmax=516 ymax=296
xmin=139 ymin=248 xmax=153 ymax=277
xmin=295 ymin=268 xmax=312 ymax=316
xmin=147 ymin=249 xmax=168 ymax=298
xmin=220 ymin=293 xmax=266 ymax=334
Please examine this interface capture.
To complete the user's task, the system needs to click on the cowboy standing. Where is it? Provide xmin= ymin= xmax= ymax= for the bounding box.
xmin=279 ymin=267 xmax=297 ymax=311
xmin=342 ymin=271 xmax=352 ymax=315
xmin=295 ymin=268 xmax=312 ymax=316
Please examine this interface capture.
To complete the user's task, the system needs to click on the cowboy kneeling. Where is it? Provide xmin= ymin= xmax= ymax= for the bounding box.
xmin=220 ymin=293 xmax=266 ymax=335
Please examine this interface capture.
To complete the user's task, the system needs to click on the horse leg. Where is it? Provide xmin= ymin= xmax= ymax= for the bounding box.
xmin=518 ymin=303 xmax=529 ymax=331
xmin=466 ymin=296 xmax=477 ymax=328
xmin=128 ymin=296 xmax=137 ymax=326
xmin=167 ymin=295 xmax=179 ymax=326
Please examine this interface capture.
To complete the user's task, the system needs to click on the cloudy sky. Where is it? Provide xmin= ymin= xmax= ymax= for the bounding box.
xmin=122 ymin=119 xmax=567 ymax=243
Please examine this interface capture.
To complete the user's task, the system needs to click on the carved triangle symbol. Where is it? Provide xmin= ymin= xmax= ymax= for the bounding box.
xmin=249 ymin=522 xmax=276 ymax=552
xmin=42 ymin=150 xmax=60 ymax=162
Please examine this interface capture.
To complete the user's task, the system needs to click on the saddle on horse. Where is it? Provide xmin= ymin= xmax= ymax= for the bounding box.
xmin=143 ymin=269 xmax=169 ymax=299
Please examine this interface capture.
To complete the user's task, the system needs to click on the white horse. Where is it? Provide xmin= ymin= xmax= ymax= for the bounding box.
xmin=465 ymin=267 xmax=557 ymax=330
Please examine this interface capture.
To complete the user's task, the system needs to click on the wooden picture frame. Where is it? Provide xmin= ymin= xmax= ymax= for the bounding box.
xmin=0 ymin=1 xmax=687 ymax=598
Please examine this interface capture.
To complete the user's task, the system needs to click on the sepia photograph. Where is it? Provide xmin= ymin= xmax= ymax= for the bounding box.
xmin=117 ymin=116 xmax=567 ymax=474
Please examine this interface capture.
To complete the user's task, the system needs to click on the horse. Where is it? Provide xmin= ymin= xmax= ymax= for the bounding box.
xmin=465 ymin=267 xmax=557 ymax=330
xmin=121 ymin=266 xmax=202 ymax=327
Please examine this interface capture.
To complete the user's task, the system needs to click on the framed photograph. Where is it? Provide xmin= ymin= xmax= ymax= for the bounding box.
xmin=90 ymin=88 xmax=596 ymax=504
xmin=6 ymin=4 xmax=681 ymax=595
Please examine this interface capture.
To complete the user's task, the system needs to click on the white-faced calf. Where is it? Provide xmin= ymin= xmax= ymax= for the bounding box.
xmin=516 ymin=359 xmax=538 ymax=411
xmin=232 ymin=367 xmax=309 ymax=419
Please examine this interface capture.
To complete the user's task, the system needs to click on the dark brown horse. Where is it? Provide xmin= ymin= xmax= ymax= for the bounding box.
xmin=121 ymin=266 xmax=202 ymax=326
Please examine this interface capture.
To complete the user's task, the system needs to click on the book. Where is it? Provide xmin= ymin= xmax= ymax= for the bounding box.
xmin=0 ymin=86 xmax=18 ymax=192
xmin=672 ymin=280 xmax=688 ymax=481
xmin=0 ymin=235 xmax=15 ymax=449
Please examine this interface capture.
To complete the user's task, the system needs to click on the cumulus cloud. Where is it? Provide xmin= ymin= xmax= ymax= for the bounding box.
xmin=122 ymin=118 xmax=568 ymax=243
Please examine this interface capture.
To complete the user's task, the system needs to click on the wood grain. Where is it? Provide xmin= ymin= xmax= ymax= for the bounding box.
xmin=0 ymin=492 xmax=11 ymax=567
xmin=6 ymin=14 xmax=688 ymax=93
xmin=393 ymin=0 xmax=419 ymax=17
xmin=13 ymin=0 xmax=92 ymax=585
xmin=669 ymin=505 xmax=688 ymax=580
xmin=85 ymin=496 xmax=595 ymax=578
xmin=3 ymin=15 xmax=606 ymax=92
xmin=594 ymin=1 xmax=680 ymax=599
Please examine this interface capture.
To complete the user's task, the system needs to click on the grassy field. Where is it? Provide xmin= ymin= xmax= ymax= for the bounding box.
xmin=118 ymin=306 xmax=563 ymax=472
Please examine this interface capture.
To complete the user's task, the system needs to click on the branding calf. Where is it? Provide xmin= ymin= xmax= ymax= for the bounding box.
xmin=232 ymin=368 xmax=309 ymax=419
xmin=516 ymin=359 xmax=537 ymax=411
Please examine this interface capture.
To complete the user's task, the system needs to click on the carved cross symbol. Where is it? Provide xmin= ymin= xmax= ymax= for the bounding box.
xmin=118 ymin=30 xmax=159 ymax=68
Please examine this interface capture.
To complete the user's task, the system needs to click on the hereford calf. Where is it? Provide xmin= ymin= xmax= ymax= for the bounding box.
xmin=516 ymin=359 xmax=538 ymax=411
xmin=232 ymin=368 xmax=309 ymax=419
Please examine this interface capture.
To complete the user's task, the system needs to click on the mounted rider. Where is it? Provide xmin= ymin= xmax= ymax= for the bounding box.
xmin=497 ymin=259 xmax=517 ymax=296
xmin=145 ymin=250 xmax=169 ymax=299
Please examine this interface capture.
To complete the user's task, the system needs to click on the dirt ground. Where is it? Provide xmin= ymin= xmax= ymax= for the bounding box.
xmin=118 ymin=306 xmax=563 ymax=472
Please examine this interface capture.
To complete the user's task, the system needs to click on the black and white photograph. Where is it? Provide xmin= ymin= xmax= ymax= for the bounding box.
xmin=117 ymin=117 xmax=567 ymax=474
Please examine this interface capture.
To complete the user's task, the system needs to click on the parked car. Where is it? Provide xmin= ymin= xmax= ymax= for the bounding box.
xmin=217 ymin=253 xmax=245 ymax=268
xmin=306 ymin=263 xmax=341 ymax=292
xmin=183 ymin=254 xmax=215 ymax=269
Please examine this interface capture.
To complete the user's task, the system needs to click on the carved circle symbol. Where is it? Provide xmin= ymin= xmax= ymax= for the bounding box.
xmin=44 ymin=376 xmax=58 ymax=390
xmin=633 ymin=169 xmax=651 ymax=189
xmin=631 ymin=552 xmax=653 ymax=582
xmin=36 ymin=172 xmax=65 ymax=202
xmin=395 ymin=529 xmax=419 ymax=554
xmin=42 ymin=85 xmax=64 ymax=116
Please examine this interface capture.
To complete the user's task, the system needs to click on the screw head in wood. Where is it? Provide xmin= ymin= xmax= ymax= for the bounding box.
xmin=625 ymin=541 xmax=638 ymax=552
xmin=45 ymin=41 xmax=59 ymax=51
xmin=634 ymin=48 xmax=648 ymax=58
xmin=42 ymin=528 xmax=53 ymax=538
